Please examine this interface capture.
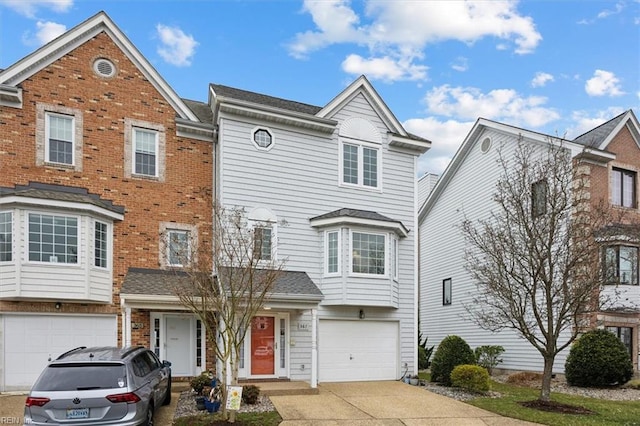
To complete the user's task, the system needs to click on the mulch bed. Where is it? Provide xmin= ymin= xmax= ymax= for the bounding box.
xmin=519 ymin=399 xmax=594 ymax=415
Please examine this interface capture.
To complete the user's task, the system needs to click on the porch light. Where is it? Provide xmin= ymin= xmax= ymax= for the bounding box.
xmin=359 ymin=309 xmax=365 ymax=319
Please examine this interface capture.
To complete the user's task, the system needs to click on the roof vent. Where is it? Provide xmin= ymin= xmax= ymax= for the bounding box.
xmin=93 ymin=58 xmax=116 ymax=78
xmin=480 ymin=137 xmax=492 ymax=153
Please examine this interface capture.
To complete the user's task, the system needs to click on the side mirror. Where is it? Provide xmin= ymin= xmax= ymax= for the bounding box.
xmin=163 ymin=360 xmax=172 ymax=367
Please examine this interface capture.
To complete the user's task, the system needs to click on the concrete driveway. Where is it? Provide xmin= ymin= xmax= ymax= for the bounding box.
xmin=271 ymin=381 xmax=540 ymax=425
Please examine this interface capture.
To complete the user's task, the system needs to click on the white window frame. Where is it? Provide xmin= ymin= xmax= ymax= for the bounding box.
xmin=45 ymin=112 xmax=75 ymax=166
xmin=324 ymin=229 xmax=341 ymax=276
xmin=94 ymin=220 xmax=109 ymax=269
xmin=391 ymin=236 xmax=399 ymax=282
xmin=251 ymin=126 xmax=275 ymax=151
xmin=26 ymin=211 xmax=80 ymax=265
xmin=349 ymin=230 xmax=387 ymax=277
xmin=339 ymin=138 xmax=381 ymax=190
xmin=0 ymin=211 xmax=12 ymax=262
xmin=133 ymin=127 xmax=159 ymax=177
xmin=166 ymin=229 xmax=191 ymax=267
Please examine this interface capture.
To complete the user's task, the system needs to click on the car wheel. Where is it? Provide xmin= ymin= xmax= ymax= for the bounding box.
xmin=145 ymin=404 xmax=154 ymax=426
xmin=162 ymin=377 xmax=172 ymax=406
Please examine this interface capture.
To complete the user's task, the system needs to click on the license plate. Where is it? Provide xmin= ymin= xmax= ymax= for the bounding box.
xmin=66 ymin=408 xmax=89 ymax=419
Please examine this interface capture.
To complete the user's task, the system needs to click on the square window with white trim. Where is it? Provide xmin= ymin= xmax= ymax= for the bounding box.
xmin=351 ymin=231 xmax=386 ymax=275
xmin=28 ymin=212 xmax=78 ymax=264
xmin=340 ymin=140 xmax=380 ymax=189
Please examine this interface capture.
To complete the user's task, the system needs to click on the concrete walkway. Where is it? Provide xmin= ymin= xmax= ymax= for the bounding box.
xmin=271 ymin=381 xmax=540 ymax=425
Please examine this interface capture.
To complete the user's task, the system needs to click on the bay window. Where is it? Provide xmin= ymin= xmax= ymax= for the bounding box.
xmin=28 ymin=213 xmax=78 ymax=263
xmin=0 ymin=211 xmax=11 ymax=262
xmin=604 ymin=245 xmax=639 ymax=285
xmin=351 ymin=231 xmax=386 ymax=275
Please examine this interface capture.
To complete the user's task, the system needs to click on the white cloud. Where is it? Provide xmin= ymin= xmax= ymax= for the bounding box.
xmin=585 ymin=70 xmax=625 ymax=97
xmin=341 ymin=54 xmax=427 ymax=81
xmin=567 ymin=107 xmax=627 ymax=139
xmin=451 ymin=57 xmax=468 ymax=72
xmin=578 ymin=1 xmax=626 ymax=24
xmin=21 ymin=20 xmax=66 ymax=46
xmin=531 ymin=72 xmax=554 ymax=88
xmin=0 ymin=0 xmax=72 ymax=18
xmin=405 ymin=117 xmax=475 ymax=175
xmin=288 ymin=0 xmax=542 ymax=82
xmin=423 ymin=84 xmax=560 ymax=127
xmin=156 ymin=24 xmax=198 ymax=67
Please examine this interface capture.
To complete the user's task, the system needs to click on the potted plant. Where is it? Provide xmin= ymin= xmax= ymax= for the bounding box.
xmin=204 ymin=378 xmax=222 ymax=413
xmin=409 ymin=375 xmax=420 ymax=385
xmin=190 ymin=373 xmax=211 ymax=411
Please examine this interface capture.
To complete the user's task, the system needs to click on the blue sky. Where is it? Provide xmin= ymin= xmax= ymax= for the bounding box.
xmin=0 ymin=0 xmax=638 ymax=176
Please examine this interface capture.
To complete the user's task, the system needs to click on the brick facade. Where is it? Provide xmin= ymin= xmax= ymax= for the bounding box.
xmin=0 ymin=31 xmax=213 ymax=368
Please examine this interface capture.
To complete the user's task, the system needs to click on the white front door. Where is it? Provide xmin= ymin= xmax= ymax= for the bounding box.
xmin=165 ymin=315 xmax=193 ymax=376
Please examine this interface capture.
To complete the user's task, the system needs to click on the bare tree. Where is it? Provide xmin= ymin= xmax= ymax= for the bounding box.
xmin=460 ymin=138 xmax=618 ymax=402
xmin=167 ymin=205 xmax=285 ymax=421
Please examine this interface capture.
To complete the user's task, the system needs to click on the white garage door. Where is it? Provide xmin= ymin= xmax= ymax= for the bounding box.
xmin=3 ymin=314 xmax=117 ymax=391
xmin=319 ymin=320 xmax=398 ymax=382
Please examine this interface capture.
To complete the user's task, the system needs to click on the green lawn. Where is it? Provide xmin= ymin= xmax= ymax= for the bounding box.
xmin=419 ymin=372 xmax=640 ymax=426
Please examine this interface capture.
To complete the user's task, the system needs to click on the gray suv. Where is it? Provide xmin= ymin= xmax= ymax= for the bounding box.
xmin=24 ymin=346 xmax=171 ymax=426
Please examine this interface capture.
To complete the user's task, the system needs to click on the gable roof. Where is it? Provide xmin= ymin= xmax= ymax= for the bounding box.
xmin=0 ymin=11 xmax=199 ymax=122
xmin=572 ymin=110 xmax=639 ymax=151
xmin=417 ymin=117 xmax=618 ymax=223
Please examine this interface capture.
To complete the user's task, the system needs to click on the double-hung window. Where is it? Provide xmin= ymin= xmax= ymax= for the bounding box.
xmin=325 ymin=230 xmax=340 ymax=275
xmin=351 ymin=231 xmax=385 ymax=275
xmin=254 ymin=226 xmax=272 ymax=261
xmin=94 ymin=221 xmax=108 ymax=268
xmin=0 ymin=211 xmax=12 ymax=262
xmin=167 ymin=229 xmax=190 ymax=267
xmin=612 ymin=168 xmax=636 ymax=208
xmin=606 ymin=326 xmax=633 ymax=358
xmin=28 ymin=213 xmax=78 ymax=263
xmin=604 ymin=245 xmax=639 ymax=285
xmin=134 ymin=128 xmax=158 ymax=177
xmin=341 ymin=140 xmax=380 ymax=189
xmin=46 ymin=113 xmax=74 ymax=165
xmin=531 ymin=180 xmax=548 ymax=217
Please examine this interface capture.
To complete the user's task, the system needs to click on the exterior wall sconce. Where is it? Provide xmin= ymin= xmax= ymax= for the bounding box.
xmin=55 ymin=302 xmax=62 ymax=310
xmin=359 ymin=309 xmax=365 ymax=319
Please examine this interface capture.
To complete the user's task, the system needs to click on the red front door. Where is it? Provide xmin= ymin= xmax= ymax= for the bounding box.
xmin=251 ymin=316 xmax=274 ymax=375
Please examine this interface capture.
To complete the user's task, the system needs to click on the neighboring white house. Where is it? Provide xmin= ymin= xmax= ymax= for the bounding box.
xmin=418 ymin=114 xmax=640 ymax=374
xmin=211 ymin=76 xmax=431 ymax=384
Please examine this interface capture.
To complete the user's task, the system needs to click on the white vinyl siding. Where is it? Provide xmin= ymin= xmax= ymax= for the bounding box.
xmin=219 ymin=90 xmax=418 ymax=377
xmin=420 ymin=128 xmax=571 ymax=373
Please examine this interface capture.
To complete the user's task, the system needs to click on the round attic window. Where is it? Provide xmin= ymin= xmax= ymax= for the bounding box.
xmin=480 ymin=137 xmax=492 ymax=153
xmin=93 ymin=58 xmax=116 ymax=78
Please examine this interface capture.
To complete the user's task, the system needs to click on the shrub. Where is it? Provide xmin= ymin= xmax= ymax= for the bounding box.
xmin=474 ymin=345 xmax=504 ymax=376
xmin=565 ymin=329 xmax=633 ymax=387
xmin=430 ymin=335 xmax=475 ymax=386
xmin=190 ymin=373 xmax=211 ymax=394
xmin=418 ymin=323 xmax=434 ymax=370
xmin=242 ymin=385 xmax=260 ymax=404
xmin=450 ymin=364 xmax=490 ymax=393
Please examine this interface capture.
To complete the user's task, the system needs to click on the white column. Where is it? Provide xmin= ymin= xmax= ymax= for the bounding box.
xmin=311 ymin=308 xmax=318 ymax=388
xmin=124 ymin=306 xmax=132 ymax=346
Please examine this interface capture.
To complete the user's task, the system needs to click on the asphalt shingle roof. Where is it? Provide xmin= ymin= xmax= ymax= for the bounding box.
xmin=121 ymin=267 xmax=323 ymax=298
xmin=572 ymin=110 xmax=628 ymax=148
xmin=181 ymin=98 xmax=213 ymax=124
xmin=311 ymin=208 xmax=399 ymax=224
xmin=0 ymin=182 xmax=124 ymax=215
xmin=210 ymin=84 xmax=322 ymax=116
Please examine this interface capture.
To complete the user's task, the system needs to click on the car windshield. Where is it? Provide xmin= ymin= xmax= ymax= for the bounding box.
xmin=32 ymin=363 xmax=127 ymax=391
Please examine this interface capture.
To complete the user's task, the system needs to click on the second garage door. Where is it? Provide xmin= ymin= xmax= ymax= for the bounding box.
xmin=319 ymin=320 xmax=398 ymax=382
xmin=3 ymin=314 xmax=117 ymax=391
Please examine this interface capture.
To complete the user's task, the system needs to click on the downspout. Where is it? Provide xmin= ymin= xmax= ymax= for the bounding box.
xmin=311 ymin=308 xmax=318 ymax=388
